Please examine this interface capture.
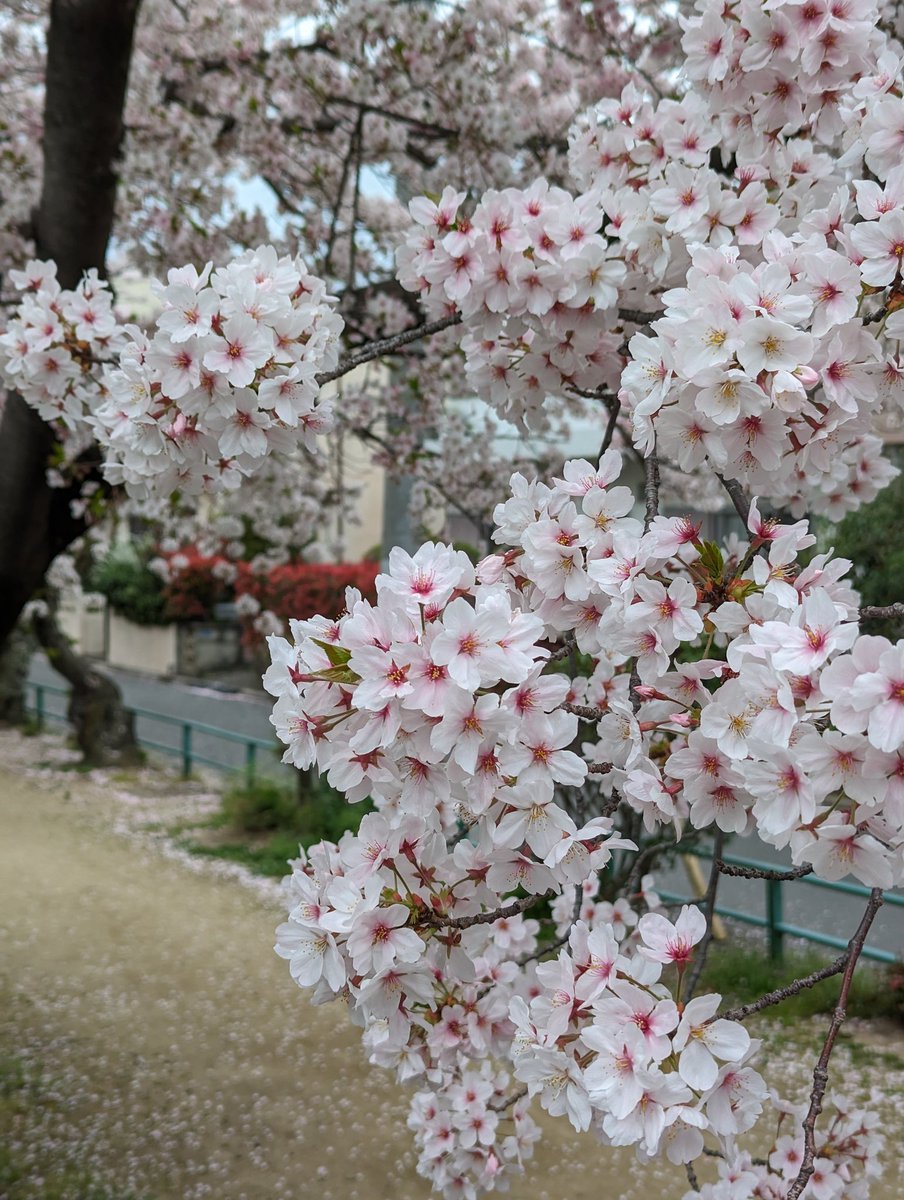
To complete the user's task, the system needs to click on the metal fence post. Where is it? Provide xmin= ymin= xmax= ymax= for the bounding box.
xmin=35 ymin=685 xmax=45 ymax=731
xmin=245 ymin=741 xmax=257 ymax=788
xmin=181 ymin=723 xmax=192 ymax=779
xmin=766 ymin=878 xmax=784 ymax=963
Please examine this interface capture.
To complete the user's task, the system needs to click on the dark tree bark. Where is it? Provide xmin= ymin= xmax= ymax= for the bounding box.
xmin=0 ymin=625 xmax=36 ymax=726
xmin=32 ymin=605 xmax=142 ymax=767
xmin=0 ymin=0 xmax=142 ymax=648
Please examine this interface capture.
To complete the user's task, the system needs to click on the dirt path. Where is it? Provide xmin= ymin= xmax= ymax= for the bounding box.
xmin=1 ymin=754 xmax=902 ymax=1200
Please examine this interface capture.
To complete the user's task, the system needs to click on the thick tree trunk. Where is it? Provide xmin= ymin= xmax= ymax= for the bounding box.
xmin=0 ymin=625 xmax=35 ymax=726
xmin=0 ymin=0 xmax=142 ymax=648
xmin=32 ymin=606 xmax=142 ymax=768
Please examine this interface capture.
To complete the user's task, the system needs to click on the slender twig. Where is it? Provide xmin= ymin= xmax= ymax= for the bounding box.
xmin=623 ymin=834 xmax=678 ymax=899
xmin=685 ymin=831 xmax=724 ymax=999
xmin=322 ymin=94 xmax=460 ymax=140
xmin=597 ymin=792 xmax=623 ymax=817
xmin=716 ymin=473 xmax=751 ymax=526
xmin=421 ymin=890 xmax=555 ymax=930
xmin=587 ymin=761 xmax=615 ymax=774
xmin=628 ymin=663 xmax=643 ymax=712
xmin=548 ymin=635 xmax=576 ymax=661
xmin=719 ymin=957 xmax=849 ymax=1023
xmin=562 ymin=701 xmax=603 ymax=721
xmin=685 ymin=1161 xmax=701 ymax=1193
xmin=346 ymin=108 xmax=365 ymax=295
xmin=599 ymin=394 xmax=621 ymax=457
xmin=324 ymin=123 xmax=358 ymax=276
xmin=719 ymin=889 xmax=883 ymax=1029
xmin=349 ymin=420 xmax=489 ymax=537
xmin=262 ymin=175 xmax=305 ymax=217
xmin=316 ymin=313 xmax=462 ymax=384
xmin=516 ymin=930 xmax=572 ymax=968
xmin=733 ymin=537 xmax=762 ymax=581
xmin=489 ymin=1085 xmax=528 ymax=1113
xmin=702 ymin=1147 xmax=768 ymax=1167
xmin=618 ymin=307 xmax=661 ymax=324
xmin=717 ymin=861 xmax=813 ymax=882
xmin=643 ymin=448 xmax=660 ymax=532
xmin=785 ymin=890 xmax=884 ymax=1200
xmin=569 ymin=385 xmax=619 ymax=403
xmin=860 ymin=603 xmax=904 ymax=620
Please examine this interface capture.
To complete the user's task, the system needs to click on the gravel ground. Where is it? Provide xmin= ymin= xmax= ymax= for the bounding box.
xmin=1 ymin=729 xmax=903 ymax=1200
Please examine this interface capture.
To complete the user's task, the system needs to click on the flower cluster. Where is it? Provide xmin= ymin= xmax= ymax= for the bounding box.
xmin=395 ymin=183 xmax=627 ymax=431
xmin=490 ymin=454 xmax=904 ymax=887
xmin=395 ymin=0 xmax=904 ymax=520
xmin=269 ymin=447 xmax=900 ymax=1195
xmin=0 ymin=260 xmax=127 ymax=456
xmin=687 ymin=1095 xmax=884 ymax=1200
xmin=92 ymin=247 xmax=343 ymax=499
xmin=622 ymin=238 xmax=898 ymax=520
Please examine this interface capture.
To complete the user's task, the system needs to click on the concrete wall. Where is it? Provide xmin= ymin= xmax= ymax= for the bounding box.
xmin=177 ymin=623 xmax=242 ymax=675
xmin=107 ymin=614 xmax=178 ymax=676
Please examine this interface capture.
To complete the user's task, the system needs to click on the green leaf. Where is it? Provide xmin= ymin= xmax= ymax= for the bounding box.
xmin=312 ymin=638 xmax=352 ymax=666
xmin=698 ymin=540 xmax=724 ymax=582
xmin=317 ymin=665 xmax=360 ymax=685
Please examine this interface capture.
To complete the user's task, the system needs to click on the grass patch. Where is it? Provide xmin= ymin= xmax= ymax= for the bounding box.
xmin=176 ymin=775 xmax=372 ymax=878
xmin=698 ymin=941 xmax=904 ymax=1024
xmin=176 ymin=831 xmax=308 ymax=877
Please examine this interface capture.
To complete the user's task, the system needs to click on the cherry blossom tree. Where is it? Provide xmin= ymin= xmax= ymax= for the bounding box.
xmin=0 ymin=0 xmax=672 ymax=646
xmin=4 ymin=0 xmax=904 ymax=1196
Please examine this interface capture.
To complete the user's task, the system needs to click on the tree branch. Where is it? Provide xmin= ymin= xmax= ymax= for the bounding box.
xmin=618 ymin=307 xmax=661 ymax=325
xmin=421 ymin=890 xmax=555 ymax=930
xmin=785 ymin=890 xmax=884 ymax=1200
xmin=599 ymin=394 xmax=621 ymax=457
xmin=324 ymin=119 xmax=358 ymax=277
xmin=719 ymin=890 xmax=883 ymax=1029
xmin=316 ymin=313 xmax=463 ymax=384
xmin=489 ymin=1085 xmax=528 ymax=1113
xmin=716 ymin=473 xmax=751 ymax=526
xmin=562 ymin=701 xmax=603 ymax=721
xmin=859 ymin=603 xmax=904 ymax=621
xmin=643 ymin=447 xmax=660 ymax=532
xmin=346 ymin=108 xmax=365 ymax=296
xmin=719 ymin=957 xmax=849 ymax=1023
xmin=717 ymin=861 xmax=813 ymax=882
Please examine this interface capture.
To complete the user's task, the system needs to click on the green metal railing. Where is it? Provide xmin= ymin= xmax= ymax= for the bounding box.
xmin=27 ymin=681 xmax=275 ymax=786
xmin=23 ymin=680 xmax=904 ymax=964
xmin=660 ymin=848 xmax=904 ymax=965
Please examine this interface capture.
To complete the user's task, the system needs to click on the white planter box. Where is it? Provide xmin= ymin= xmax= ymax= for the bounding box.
xmin=80 ymin=599 xmax=106 ymax=657
xmin=107 ymin=613 xmax=178 ymax=676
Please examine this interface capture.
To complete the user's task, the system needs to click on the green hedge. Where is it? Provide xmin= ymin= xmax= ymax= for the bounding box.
xmin=89 ymin=550 xmax=168 ymax=627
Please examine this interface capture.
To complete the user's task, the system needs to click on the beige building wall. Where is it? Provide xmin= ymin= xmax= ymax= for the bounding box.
xmin=320 ymin=365 xmax=387 ymax=561
xmin=107 ymin=613 xmax=178 ymax=676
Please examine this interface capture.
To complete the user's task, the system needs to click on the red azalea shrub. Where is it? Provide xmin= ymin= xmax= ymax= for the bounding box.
xmin=156 ymin=551 xmax=378 ymax=638
xmin=236 ymin=561 xmax=379 ymax=642
xmin=161 ymin=550 xmax=235 ymax=621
